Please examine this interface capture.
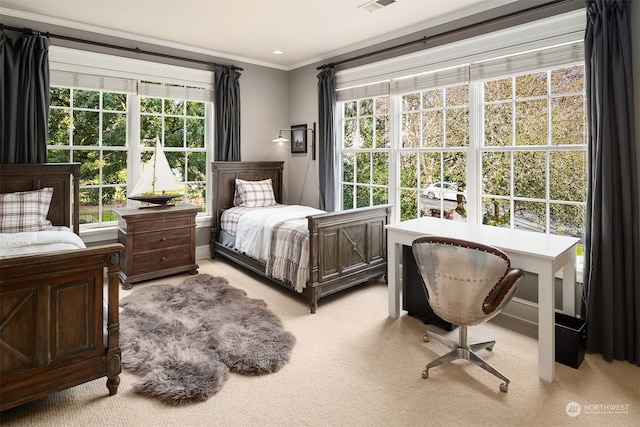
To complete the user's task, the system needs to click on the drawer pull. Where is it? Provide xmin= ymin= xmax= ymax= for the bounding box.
xmin=161 ymin=237 xmax=167 ymax=242
xmin=161 ymin=256 xmax=167 ymax=261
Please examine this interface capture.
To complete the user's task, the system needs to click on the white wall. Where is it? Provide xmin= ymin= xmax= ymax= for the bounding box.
xmin=236 ymin=62 xmax=292 ymax=202
xmin=239 ymin=63 xmax=289 ymax=163
xmin=286 ymin=65 xmax=321 ymax=208
xmin=238 ymin=62 xmax=321 ymax=207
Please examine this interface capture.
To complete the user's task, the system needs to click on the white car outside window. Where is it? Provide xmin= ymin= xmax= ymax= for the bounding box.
xmin=424 ymin=182 xmax=459 ymax=201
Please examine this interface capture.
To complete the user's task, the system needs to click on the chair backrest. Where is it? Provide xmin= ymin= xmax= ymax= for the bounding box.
xmin=412 ymin=236 xmax=520 ymax=326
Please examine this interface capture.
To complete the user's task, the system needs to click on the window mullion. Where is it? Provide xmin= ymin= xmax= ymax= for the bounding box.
xmin=468 ymin=82 xmax=482 ymax=225
xmin=546 ymin=70 xmax=552 ymax=234
xmin=510 ymin=76 xmax=517 ymax=229
xmin=128 ymin=93 xmax=142 ymax=203
xmin=98 ymin=92 xmax=104 ymax=223
xmin=388 ymin=95 xmax=401 ymax=222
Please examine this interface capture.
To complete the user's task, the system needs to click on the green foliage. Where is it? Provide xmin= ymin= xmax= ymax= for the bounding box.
xmin=48 ymin=86 xmax=207 ymax=224
xmin=341 ymin=66 xmax=586 ymax=238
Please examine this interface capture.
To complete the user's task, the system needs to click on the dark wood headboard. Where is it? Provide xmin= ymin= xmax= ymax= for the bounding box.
xmin=0 ymin=163 xmax=81 ymax=235
xmin=210 ymin=161 xmax=284 ymax=241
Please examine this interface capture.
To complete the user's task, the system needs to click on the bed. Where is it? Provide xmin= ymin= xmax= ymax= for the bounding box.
xmin=210 ymin=161 xmax=391 ymax=313
xmin=0 ymin=163 xmax=123 ymax=411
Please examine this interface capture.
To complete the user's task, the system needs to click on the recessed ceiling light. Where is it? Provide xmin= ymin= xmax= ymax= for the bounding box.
xmin=359 ymin=0 xmax=396 ymax=12
xmin=272 ymin=49 xmax=284 ymax=55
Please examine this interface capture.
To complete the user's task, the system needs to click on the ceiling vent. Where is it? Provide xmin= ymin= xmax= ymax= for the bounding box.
xmin=359 ymin=0 xmax=396 ymax=13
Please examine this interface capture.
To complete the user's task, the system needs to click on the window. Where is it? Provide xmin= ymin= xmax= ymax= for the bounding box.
xmin=48 ymin=87 xmax=129 ymax=224
xmin=338 ymin=63 xmax=586 ymax=239
xmin=480 ymin=67 xmax=586 ymax=235
xmin=139 ymin=86 xmax=208 ymax=212
xmin=340 ymin=97 xmax=390 ymax=210
xmin=336 ymin=11 xmax=587 ymax=241
xmin=397 ymin=83 xmax=469 ymax=222
xmin=47 ymin=50 xmax=214 ymax=229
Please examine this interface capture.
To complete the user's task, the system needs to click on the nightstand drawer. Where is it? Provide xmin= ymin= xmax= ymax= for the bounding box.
xmin=132 ymin=247 xmax=192 ymax=274
xmin=132 ymin=228 xmax=191 ymax=252
xmin=129 ymin=216 xmax=194 ymax=233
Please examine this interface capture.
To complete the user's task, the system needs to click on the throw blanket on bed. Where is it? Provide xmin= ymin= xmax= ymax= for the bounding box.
xmin=235 ymin=205 xmax=324 ymax=262
xmin=265 ymin=218 xmax=310 ymax=292
xmin=0 ymin=228 xmax=86 ymax=258
xmin=234 ymin=205 xmax=324 ymax=292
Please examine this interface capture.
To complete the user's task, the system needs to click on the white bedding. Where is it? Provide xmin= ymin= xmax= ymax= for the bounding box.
xmin=235 ymin=205 xmax=324 ymax=262
xmin=0 ymin=228 xmax=86 ymax=259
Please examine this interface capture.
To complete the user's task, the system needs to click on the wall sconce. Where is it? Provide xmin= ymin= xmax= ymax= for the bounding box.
xmin=272 ymin=122 xmax=316 ymax=160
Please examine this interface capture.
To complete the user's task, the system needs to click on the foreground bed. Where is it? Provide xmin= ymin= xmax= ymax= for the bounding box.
xmin=210 ymin=161 xmax=390 ymax=313
xmin=0 ymin=163 xmax=123 ymax=411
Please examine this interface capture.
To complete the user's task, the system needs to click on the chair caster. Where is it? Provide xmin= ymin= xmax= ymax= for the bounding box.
xmin=422 ymin=369 xmax=429 ymax=379
xmin=499 ymin=382 xmax=508 ymax=392
xmin=423 ymin=334 xmax=429 ymax=342
xmin=487 ymin=346 xmax=494 ymax=351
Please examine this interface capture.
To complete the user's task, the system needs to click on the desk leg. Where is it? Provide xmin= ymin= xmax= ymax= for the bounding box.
xmin=562 ymin=258 xmax=577 ymax=316
xmin=388 ymin=240 xmax=401 ymax=318
xmin=538 ymin=266 xmax=555 ymax=382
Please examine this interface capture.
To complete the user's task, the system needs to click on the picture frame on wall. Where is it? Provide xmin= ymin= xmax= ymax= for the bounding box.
xmin=290 ymin=124 xmax=307 ymax=154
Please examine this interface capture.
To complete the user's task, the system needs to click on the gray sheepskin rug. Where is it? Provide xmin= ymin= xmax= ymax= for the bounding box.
xmin=119 ymin=274 xmax=296 ymax=405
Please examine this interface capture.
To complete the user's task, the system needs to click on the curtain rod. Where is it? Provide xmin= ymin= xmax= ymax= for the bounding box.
xmin=317 ymin=0 xmax=577 ymax=70
xmin=0 ymin=24 xmax=243 ymax=71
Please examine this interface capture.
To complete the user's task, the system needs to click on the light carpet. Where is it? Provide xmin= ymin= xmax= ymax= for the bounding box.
xmin=1 ymin=258 xmax=638 ymax=427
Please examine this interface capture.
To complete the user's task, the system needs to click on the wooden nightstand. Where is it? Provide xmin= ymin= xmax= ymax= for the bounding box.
xmin=114 ymin=204 xmax=199 ymax=289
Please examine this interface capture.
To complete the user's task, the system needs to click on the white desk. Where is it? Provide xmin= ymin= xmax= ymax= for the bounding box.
xmin=386 ymin=217 xmax=580 ymax=382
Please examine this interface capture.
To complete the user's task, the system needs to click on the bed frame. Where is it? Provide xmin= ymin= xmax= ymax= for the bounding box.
xmin=0 ymin=163 xmax=123 ymax=411
xmin=210 ymin=161 xmax=391 ymax=313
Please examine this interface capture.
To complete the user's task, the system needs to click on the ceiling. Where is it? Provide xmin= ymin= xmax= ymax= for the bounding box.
xmin=1 ymin=0 xmax=518 ymax=70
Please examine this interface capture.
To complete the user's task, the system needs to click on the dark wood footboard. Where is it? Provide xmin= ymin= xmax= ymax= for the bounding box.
xmin=306 ymin=204 xmax=390 ymax=313
xmin=0 ymin=244 xmax=123 ymax=411
xmin=0 ymin=163 xmax=125 ymax=410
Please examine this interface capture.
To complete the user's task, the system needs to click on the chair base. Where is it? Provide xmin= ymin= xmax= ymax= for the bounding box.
xmin=422 ymin=330 xmax=510 ymax=392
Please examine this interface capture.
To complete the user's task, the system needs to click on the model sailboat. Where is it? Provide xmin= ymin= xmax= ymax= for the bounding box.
xmin=128 ymin=136 xmax=182 ymax=206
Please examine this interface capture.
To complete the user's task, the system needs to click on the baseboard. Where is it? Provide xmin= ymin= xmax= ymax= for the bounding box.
xmin=500 ymin=297 xmax=539 ymax=325
xmin=196 ymin=244 xmax=211 ymax=261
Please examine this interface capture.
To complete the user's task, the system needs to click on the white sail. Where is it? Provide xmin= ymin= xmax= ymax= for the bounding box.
xmin=129 ymin=136 xmax=182 ymax=204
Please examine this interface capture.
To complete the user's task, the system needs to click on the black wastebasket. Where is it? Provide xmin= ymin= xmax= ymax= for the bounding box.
xmin=555 ymin=312 xmax=587 ymax=369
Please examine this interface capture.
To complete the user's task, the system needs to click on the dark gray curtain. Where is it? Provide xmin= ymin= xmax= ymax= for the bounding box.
xmin=214 ymin=66 xmax=241 ymax=161
xmin=317 ymin=67 xmax=336 ymax=212
xmin=583 ymin=0 xmax=640 ymax=365
xmin=0 ymin=29 xmax=50 ymax=163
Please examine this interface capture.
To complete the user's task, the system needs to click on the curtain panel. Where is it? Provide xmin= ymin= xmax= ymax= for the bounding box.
xmin=317 ymin=67 xmax=336 ymax=212
xmin=214 ymin=66 xmax=241 ymax=161
xmin=583 ymin=0 xmax=640 ymax=365
xmin=0 ymin=30 xmax=50 ymax=163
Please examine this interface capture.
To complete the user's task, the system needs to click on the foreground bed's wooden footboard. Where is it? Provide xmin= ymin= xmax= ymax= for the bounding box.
xmin=0 ymin=244 xmax=123 ymax=411
xmin=305 ymin=204 xmax=390 ymax=313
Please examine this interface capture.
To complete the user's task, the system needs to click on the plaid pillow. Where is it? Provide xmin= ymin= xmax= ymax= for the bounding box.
xmin=0 ymin=187 xmax=54 ymax=233
xmin=234 ymin=178 xmax=277 ymax=207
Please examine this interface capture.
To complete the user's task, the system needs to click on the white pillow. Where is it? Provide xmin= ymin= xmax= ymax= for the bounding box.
xmin=0 ymin=187 xmax=54 ymax=233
